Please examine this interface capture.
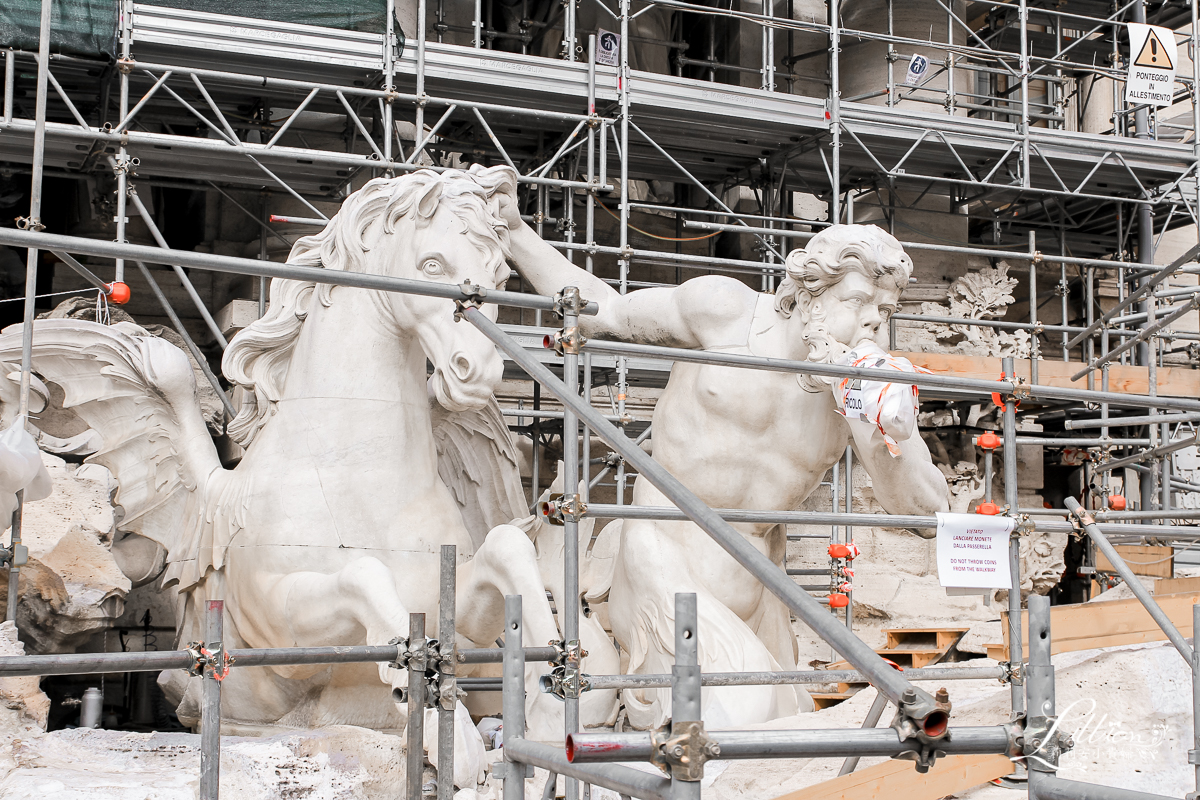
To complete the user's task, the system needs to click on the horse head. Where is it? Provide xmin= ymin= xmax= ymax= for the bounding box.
xmin=377 ymin=165 xmax=516 ymax=412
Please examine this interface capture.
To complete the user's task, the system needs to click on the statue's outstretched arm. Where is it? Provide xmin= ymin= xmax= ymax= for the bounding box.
xmin=506 ymin=218 xmax=756 ymax=349
xmin=848 ymin=421 xmax=949 ymax=527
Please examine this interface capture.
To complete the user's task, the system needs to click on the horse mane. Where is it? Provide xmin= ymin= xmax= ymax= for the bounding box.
xmin=222 ymin=164 xmax=517 ymax=448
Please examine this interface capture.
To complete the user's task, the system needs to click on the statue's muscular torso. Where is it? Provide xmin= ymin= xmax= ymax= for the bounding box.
xmin=620 ymin=294 xmax=853 ymax=624
xmin=647 ymin=293 xmax=852 ymax=529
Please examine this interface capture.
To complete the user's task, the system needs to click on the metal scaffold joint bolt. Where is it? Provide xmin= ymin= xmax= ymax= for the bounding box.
xmin=649 ymin=720 xmax=718 ymax=782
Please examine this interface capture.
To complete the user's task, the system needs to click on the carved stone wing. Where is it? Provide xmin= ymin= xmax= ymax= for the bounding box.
xmin=431 ymin=394 xmax=527 ymax=550
xmin=0 ymin=320 xmax=225 ymax=590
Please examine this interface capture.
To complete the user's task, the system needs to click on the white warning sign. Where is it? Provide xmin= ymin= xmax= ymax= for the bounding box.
xmin=904 ymin=54 xmax=929 ymax=86
xmin=935 ymin=512 xmax=1014 ymax=590
xmin=1125 ymin=23 xmax=1177 ymax=107
xmin=596 ymin=29 xmax=620 ymax=67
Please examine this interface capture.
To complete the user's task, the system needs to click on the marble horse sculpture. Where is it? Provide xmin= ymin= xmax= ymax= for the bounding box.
xmin=0 ymin=167 xmax=581 ymax=782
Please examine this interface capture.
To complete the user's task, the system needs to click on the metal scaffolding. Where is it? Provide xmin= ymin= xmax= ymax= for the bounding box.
xmin=3 ymin=0 xmax=1200 ymax=798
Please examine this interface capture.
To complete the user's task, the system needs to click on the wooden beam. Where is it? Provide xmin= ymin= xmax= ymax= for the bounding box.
xmin=895 ymin=351 xmax=1200 ymax=399
xmin=1156 ymin=575 xmax=1200 ymax=595
xmin=991 ymin=590 xmax=1200 ymax=660
xmin=770 ymin=754 xmax=1014 ymax=800
xmin=1094 ymin=545 xmax=1174 ymax=579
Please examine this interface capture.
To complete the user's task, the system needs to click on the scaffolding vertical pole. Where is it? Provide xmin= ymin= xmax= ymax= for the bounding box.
xmin=502 ymin=596 xmax=526 ymax=800
xmin=671 ymin=593 xmax=701 ymax=800
xmin=115 ymin=0 xmax=132 ymax=284
xmin=885 ymin=0 xmax=894 ymax=108
xmin=1193 ymin=603 xmax=1200 ymax=797
xmin=564 ymin=0 xmax=576 ymax=61
xmin=615 ymin=0 xmax=631 ymax=506
xmin=843 ymin=446 xmax=853 ymax=631
xmin=3 ymin=49 xmax=13 ymax=124
xmin=407 ymin=613 xmax=427 ymax=800
xmin=4 ymin=493 xmax=19 ymax=622
xmin=258 ymin=195 xmax=268 ymax=319
xmin=1132 ymin=0 xmax=1158 ymax=520
xmin=945 ymin=4 xmax=954 ymax=115
xmin=1025 ymin=593 xmax=1054 ymax=732
xmin=562 ymin=288 xmax=582 ymax=800
xmin=1028 ymin=232 xmax=1039 ymax=386
xmin=437 ymin=546 xmax=456 ymax=800
xmin=416 ymin=0 xmax=427 ymax=146
xmin=1085 ymin=266 xmax=1095 ymax=393
xmin=10 ymin=0 xmax=54 ymax=625
xmin=384 ymin=0 xmax=396 ymax=172
xmin=828 ymin=0 xmax=841 ymax=223
xmin=1060 ymin=258 xmax=1069 ymax=362
xmin=581 ymin=34 xmax=597 ymax=507
xmin=199 ymin=600 xmax=224 ymax=800
xmin=1019 ymin=0 xmax=1030 ymax=190
xmin=1101 ymin=327 xmax=1111 ymax=496
xmin=1002 ymin=356 xmax=1024 ymax=716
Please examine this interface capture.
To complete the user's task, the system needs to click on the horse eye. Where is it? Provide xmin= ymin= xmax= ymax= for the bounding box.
xmin=423 ymin=259 xmax=444 ymax=276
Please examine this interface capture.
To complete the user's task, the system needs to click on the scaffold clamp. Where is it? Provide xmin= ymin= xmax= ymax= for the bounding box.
xmin=541 ymin=493 xmax=587 ymax=525
xmin=650 ymin=719 xmax=720 ymax=781
xmin=454 ymin=281 xmax=487 ymax=320
xmin=541 ymin=639 xmax=590 ymax=699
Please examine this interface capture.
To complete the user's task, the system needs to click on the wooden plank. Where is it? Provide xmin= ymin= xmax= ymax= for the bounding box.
xmin=1156 ymin=575 xmax=1200 ymax=596
xmin=1094 ymin=545 xmax=1174 ymax=579
xmin=993 ymin=591 xmax=1200 ymax=660
xmin=770 ymin=753 xmax=1014 ymax=800
xmin=895 ymin=351 xmax=1200 ymax=399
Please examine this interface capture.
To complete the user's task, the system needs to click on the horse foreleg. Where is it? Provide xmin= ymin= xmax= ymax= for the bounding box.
xmin=263 ymin=557 xmax=411 ymax=695
xmin=456 ymin=524 xmax=565 ymax=743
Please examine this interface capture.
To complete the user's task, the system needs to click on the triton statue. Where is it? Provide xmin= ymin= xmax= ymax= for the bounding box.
xmin=501 ymin=206 xmax=951 ymax=729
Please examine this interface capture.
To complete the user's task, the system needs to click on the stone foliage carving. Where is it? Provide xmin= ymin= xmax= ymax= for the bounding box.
xmin=909 ymin=262 xmax=1032 ymax=358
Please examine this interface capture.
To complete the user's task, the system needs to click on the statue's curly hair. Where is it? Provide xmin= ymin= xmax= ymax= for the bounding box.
xmin=774 ymin=224 xmax=912 ymax=318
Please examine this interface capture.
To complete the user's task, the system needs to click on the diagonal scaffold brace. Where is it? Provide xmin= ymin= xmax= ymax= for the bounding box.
xmin=461 ymin=300 xmax=953 ymax=764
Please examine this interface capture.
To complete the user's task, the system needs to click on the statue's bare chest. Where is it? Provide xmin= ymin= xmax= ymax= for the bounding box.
xmin=655 ymin=362 xmax=850 ymax=482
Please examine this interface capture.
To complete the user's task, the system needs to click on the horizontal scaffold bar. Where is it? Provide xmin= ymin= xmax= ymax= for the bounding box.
xmin=0 ymin=229 xmax=596 ymax=316
xmin=577 ymin=339 xmax=1200 ymax=413
xmin=0 ymin=644 xmax=558 ymax=677
xmin=565 ymin=725 xmax=1013 ymax=763
xmin=585 ymin=503 xmax=1198 ymax=538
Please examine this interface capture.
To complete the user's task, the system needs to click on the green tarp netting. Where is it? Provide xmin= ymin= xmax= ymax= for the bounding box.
xmin=140 ymin=0 xmax=388 ymax=34
xmin=0 ymin=0 xmax=118 ymax=59
xmin=1 ymin=1 xmax=388 ymax=60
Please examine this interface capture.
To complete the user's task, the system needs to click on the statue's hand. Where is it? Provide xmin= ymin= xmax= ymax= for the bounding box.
xmin=494 ymin=181 xmax=523 ymax=230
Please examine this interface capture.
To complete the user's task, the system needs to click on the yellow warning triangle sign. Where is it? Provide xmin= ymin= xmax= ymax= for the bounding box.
xmin=1134 ymin=28 xmax=1173 ymax=69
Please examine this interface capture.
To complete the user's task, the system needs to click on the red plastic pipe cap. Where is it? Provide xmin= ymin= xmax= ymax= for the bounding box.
xmin=976 ymin=501 xmax=1001 ymax=516
xmin=1107 ymin=494 xmax=1127 ymax=511
xmin=828 ymin=542 xmax=860 ymax=560
xmin=828 ymin=592 xmax=850 ymax=608
xmin=977 ymin=431 xmax=1002 ymax=450
xmin=106 ymin=282 xmax=131 ymax=305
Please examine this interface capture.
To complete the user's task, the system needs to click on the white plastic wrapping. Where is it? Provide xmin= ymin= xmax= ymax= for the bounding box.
xmin=0 ymin=416 xmax=52 ymax=527
xmin=833 ymin=342 xmax=930 ymax=457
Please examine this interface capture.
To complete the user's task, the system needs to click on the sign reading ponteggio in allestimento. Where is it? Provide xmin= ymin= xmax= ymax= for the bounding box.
xmin=935 ymin=512 xmax=1014 ymax=591
xmin=596 ymin=29 xmax=620 ymax=67
xmin=1125 ymin=23 xmax=1177 ymax=107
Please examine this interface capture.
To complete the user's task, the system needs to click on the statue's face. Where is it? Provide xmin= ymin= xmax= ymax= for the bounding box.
xmin=812 ymin=271 xmax=901 ymax=348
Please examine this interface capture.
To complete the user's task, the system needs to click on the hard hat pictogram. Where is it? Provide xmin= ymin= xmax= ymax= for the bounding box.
xmin=1133 ymin=28 xmax=1173 ymax=70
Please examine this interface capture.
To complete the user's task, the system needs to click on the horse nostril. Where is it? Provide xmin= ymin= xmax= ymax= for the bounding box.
xmin=451 ymin=353 xmax=472 ymax=381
